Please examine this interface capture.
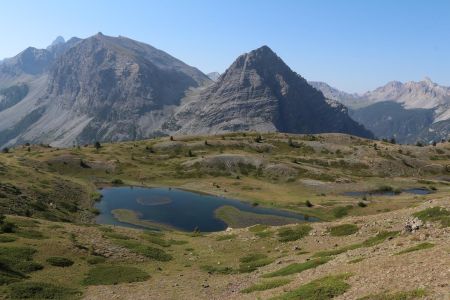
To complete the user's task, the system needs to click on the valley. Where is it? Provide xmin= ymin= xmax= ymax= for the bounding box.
xmin=0 ymin=132 xmax=449 ymax=299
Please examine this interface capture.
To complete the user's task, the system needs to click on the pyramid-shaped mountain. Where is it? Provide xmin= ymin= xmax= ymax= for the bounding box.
xmin=171 ymin=46 xmax=373 ymax=138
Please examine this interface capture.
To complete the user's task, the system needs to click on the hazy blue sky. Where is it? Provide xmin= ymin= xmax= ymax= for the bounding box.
xmin=1 ymin=0 xmax=449 ymax=93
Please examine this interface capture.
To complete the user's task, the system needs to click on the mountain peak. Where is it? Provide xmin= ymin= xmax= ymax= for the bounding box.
xmin=422 ymin=76 xmax=435 ymax=86
xmin=50 ymin=36 xmax=65 ymax=46
xmin=247 ymin=45 xmax=279 ymax=60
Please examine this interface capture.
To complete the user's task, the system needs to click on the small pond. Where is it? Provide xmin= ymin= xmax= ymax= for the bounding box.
xmin=95 ymin=187 xmax=316 ymax=232
xmin=343 ymin=188 xmax=433 ymax=197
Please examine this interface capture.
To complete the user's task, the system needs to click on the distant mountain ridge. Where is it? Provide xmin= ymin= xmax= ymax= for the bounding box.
xmin=311 ymin=79 xmax=450 ymax=143
xmin=0 ymin=34 xmax=372 ymax=147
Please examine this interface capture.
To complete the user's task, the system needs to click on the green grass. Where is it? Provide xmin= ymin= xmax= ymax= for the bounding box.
xmin=86 ymin=256 xmax=106 ymax=265
xmin=357 ymin=289 xmax=426 ymax=300
xmin=0 ymin=247 xmax=43 ymax=284
xmin=8 ymin=281 xmax=80 ymax=299
xmin=413 ymin=207 xmax=450 ymax=227
xmin=329 ymin=224 xmax=358 ymax=236
xmin=46 ymin=257 xmax=74 ymax=267
xmin=348 ymin=257 xmax=365 ymax=264
xmin=82 ymin=265 xmax=150 ymax=285
xmin=239 ymin=253 xmax=273 ymax=273
xmin=215 ymin=206 xmax=301 ymax=228
xmin=361 ymin=231 xmax=399 ymax=247
xmin=314 ymin=231 xmax=399 ymax=258
xmin=14 ymin=229 xmax=46 ymax=239
xmin=91 ymin=191 xmax=103 ymax=202
xmin=241 ymin=278 xmax=291 ymax=293
xmin=395 ymin=243 xmax=434 ymax=255
xmin=216 ymin=234 xmax=237 ymax=241
xmin=0 ymin=236 xmax=17 ymax=243
xmin=263 ymin=257 xmax=331 ymax=277
xmin=332 ymin=206 xmax=352 ymax=218
xmin=113 ymin=240 xmax=172 ymax=261
xmin=200 ymin=265 xmax=235 ymax=275
xmin=249 ymin=224 xmax=270 ymax=232
xmin=141 ymin=234 xmax=171 ymax=247
xmin=277 ymin=224 xmax=312 ymax=242
xmin=256 ymin=230 xmax=274 ymax=238
xmin=103 ymin=232 xmax=132 ymax=240
xmin=271 ymin=274 xmax=351 ymax=300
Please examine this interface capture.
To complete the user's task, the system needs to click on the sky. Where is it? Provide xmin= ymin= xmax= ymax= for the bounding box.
xmin=0 ymin=0 xmax=449 ymax=93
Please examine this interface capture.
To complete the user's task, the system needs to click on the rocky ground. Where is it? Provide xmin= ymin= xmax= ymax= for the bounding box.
xmin=82 ymin=198 xmax=450 ymax=300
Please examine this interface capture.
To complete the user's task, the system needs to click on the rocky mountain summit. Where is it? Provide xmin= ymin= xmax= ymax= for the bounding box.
xmin=0 ymin=34 xmax=372 ymax=147
xmin=170 ymin=46 xmax=373 ymax=138
xmin=312 ymin=79 xmax=450 ymax=143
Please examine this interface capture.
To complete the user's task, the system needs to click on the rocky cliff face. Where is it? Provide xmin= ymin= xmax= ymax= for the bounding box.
xmin=0 ymin=34 xmax=211 ymax=146
xmin=313 ymin=78 xmax=450 ymax=143
xmin=43 ymin=33 xmax=210 ymax=143
xmin=170 ymin=46 xmax=373 ymax=138
xmin=0 ymin=36 xmax=374 ymax=147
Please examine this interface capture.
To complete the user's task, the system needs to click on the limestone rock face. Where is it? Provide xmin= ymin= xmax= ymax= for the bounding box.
xmin=171 ymin=46 xmax=373 ymax=138
xmin=0 ymin=37 xmax=373 ymax=147
xmin=312 ymin=78 xmax=450 ymax=143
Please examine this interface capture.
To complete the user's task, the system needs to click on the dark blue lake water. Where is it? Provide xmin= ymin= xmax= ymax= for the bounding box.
xmin=95 ymin=187 xmax=316 ymax=232
xmin=344 ymin=188 xmax=432 ymax=197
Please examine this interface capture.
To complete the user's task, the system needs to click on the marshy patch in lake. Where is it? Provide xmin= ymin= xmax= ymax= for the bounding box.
xmin=95 ymin=187 xmax=315 ymax=232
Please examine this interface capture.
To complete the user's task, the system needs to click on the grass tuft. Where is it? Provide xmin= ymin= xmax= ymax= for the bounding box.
xmin=277 ymin=224 xmax=312 ymax=242
xmin=239 ymin=253 xmax=273 ymax=273
xmin=314 ymin=231 xmax=399 ymax=258
xmin=357 ymin=288 xmax=426 ymax=300
xmin=241 ymin=278 xmax=291 ymax=293
xmin=0 ymin=236 xmax=17 ymax=243
xmin=329 ymin=224 xmax=358 ymax=236
xmin=413 ymin=207 xmax=450 ymax=227
xmin=395 ymin=243 xmax=434 ymax=255
xmin=46 ymin=257 xmax=74 ymax=267
xmin=263 ymin=257 xmax=331 ymax=277
xmin=114 ymin=240 xmax=172 ymax=261
xmin=82 ymin=265 xmax=150 ymax=285
xmin=271 ymin=274 xmax=351 ymax=299
xmin=0 ymin=246 xmax=43 ymax=284
xmin=216 ymin=234 xmax=236 ymax=241
xmin=9 ymin=281 xmax=80 ymax=299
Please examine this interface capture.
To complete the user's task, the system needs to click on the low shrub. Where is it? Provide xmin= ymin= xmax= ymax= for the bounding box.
xmin=114 ymin=240 xmax=172 ymax=261
xmin=82 ymin=265 xmax=150 ymax=285
xmin=111 ymin=179 xmax=124 ymax=185
xmin=46 ymin=257 xmax=74 ymax=267
xmin=277 ymin=224 xmax=312 ymax=242
xmin=9 ymin=281 xmax=79 ymax=299
xmin=239 ymin=253 xmax=273 ymax=273
xmin=241 ymin=278 xmax=291 ymax=293
xmin=329 ymin=224 xmax=358 ymax=236
xmin=273 ymin=274 xmax=351 ymax=299
xmin=0 ymin=236 xmax=16 ymax=243
xmin=263 ymin=257 xmax=331 ymax=277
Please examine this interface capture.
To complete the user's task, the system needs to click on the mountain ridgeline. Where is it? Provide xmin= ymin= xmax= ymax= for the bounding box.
xmin=169 ymin=46 xmax=372 ymax=138
xmin=0 ymin=33 xmax=372 ymax=147
xmin=311 ymin=79 xmax=450 ymax=144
